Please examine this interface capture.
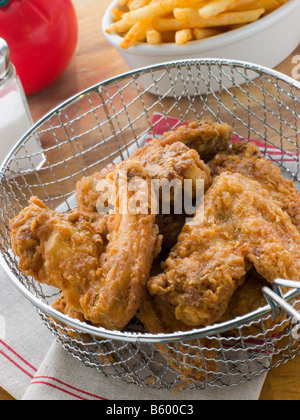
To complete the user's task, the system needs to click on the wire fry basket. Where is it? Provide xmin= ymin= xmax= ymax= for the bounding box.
xmin=1 ymin=59 xmax=300 ymax=390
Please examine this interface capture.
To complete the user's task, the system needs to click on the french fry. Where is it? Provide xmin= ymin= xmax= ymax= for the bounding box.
xmin=111 ymin=8 xmax=124 ymax=22
xmin=147 ymin=29 xmax=163 ymax=44
xmin=106 ymin=18 xmax=133 ymax=34
xmin=194 ymin=28 xmax=223 ymax=39
xmin=107 ymin=0 xmax=204 ymax=34
xmin=129 ymin=0 xmax=152 ymax=11
xmin=153 ymin=18 xmax=187 ymax=32
xmin=174 ymin=7 xmax=204 ymax=22
xmin=229 ymin=0 xmax=280 ymax=12
xmin=107 ymin=0 xmax=287 ymax=48
xmin=199 ymin=0 xmax=239 ymax=19
xmin=122 ymin=0 xmax=205 ymax=24
xmin=120 ymin=18 xmax=153 ymax=49
xmin=172 ymin=8 xmax=266 ymax=28
xmin=175 ymin=29 xmax=194 ymax=45
xmin=227 ymin=0 xmax=259 ymax=9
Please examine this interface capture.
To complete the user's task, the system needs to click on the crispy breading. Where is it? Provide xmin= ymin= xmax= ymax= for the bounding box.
xmin=76 ymin=141 xmax=212 ymax=213
xmin=148 ymin=172 xmax=300 ymax=327
xmin=76 ymin=121 xmax=231 ymax=252
xmin=10 ymin=118 xmax=300 ymax=384
xmin=155 ymin=120 xmax=233 ymax=162
xmin=76 ymin=120 xmax=232 ymax=214
xmin=210 ymin=142 xmax=300 ymax=231
xmin=10 ymin=162 xmax=161 ymax=331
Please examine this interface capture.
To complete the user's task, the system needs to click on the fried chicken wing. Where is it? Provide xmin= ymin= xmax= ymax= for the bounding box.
xmin=77 ymin=140 xmax=212 ymax=213
xmin=148 ymin=172 xmax=300 ymax=327
xmin=76 ymin=141 xmax=212 ymax=252
xmin=76 ymin=121 xmax=231 ymax=250
xmin=10 ymin=197 xmax=106 ymax=290
xmin=210 ymin=142 xmax=300 ymax=230
xmin=155 ymin=120 xmax=233 ymax=162
xmin=10 ymin=162 xmax=161 ymax=330
xmin=76 ymin=120 xmax=232 ymax=213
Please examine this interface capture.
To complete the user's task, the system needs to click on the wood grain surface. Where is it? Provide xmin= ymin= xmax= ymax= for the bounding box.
xmin=1 ymin=0 xmax=300 ymax=400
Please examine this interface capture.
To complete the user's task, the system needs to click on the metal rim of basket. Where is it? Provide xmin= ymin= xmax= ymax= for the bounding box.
xmin=1 ymin=58 xmax=300 ymax=344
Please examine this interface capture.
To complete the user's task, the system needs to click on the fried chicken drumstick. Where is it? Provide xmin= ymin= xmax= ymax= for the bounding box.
xmin=148 ymin=172 xmax=300 ymax=327
xmin=10 ymin=162 xmax=161 ymax=330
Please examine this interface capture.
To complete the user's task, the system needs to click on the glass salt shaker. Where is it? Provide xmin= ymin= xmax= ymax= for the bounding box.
xmin=0 ymin=37 xmax=44 ymax=172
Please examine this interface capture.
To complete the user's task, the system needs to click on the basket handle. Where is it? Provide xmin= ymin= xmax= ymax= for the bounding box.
xmin=263 ymin=279 xmax=300 ymax=340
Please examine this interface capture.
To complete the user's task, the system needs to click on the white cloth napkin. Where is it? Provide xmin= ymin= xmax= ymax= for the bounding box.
xmin=0 ymin=266 xmax=53 ymax=399
xmin=21 ymin=340 xmax=267 ymax=401
xmin=0 ymin=266 xmax=267 ymax=400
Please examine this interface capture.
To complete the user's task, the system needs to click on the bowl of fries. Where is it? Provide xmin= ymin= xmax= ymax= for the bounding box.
xmin=103 ymin=0 xmax=300 ymax=73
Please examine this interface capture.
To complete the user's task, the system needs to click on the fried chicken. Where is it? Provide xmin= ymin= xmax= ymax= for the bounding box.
xmin=148 ymin=172 xmax=300 ymax=327
xmin=10 ymin=118 xmax=299 ymax=384
xmin=210 ymin=142 xmax=300 ymax=231
xmin=154 ymin=120 xmax=233 ymax=162
xmin=76 ymin=120 xmax=232 ymax=214
xmin=76 ymin=121 xmax=232 ymax=251
xmin=10 ymin=162 xmax=162 ymax=330
xmin=76 ymin=141 xmax=212 ymax=252
xmin=77 ymin=141 xmax=211 ymax=213
xmin=137 ymin=293 xmax=217 ymax=383
xmin=10 ymin=197 xmax=106 ymax=291
xmin=11 ymin=119 xmax=230 ymax=329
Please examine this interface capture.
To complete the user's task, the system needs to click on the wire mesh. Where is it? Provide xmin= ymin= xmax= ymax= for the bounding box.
xmin=1 ymin=59 xmax=300 ymax=389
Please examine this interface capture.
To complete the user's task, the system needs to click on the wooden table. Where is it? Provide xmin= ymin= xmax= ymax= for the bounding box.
xmin=1 ymin=0 xmax=300 ymax=400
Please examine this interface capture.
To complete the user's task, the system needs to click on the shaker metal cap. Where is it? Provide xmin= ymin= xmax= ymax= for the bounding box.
xmin=0 ymin=37 xmax=13 ymax=81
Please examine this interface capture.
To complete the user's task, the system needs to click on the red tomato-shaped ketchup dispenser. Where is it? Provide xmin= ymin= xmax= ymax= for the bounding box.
xmin=0 ymin=0 xmax=78 ymax=95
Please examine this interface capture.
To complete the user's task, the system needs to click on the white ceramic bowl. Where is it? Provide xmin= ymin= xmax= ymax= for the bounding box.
xmin=102 ymin=0 xmax=300 ymax=71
